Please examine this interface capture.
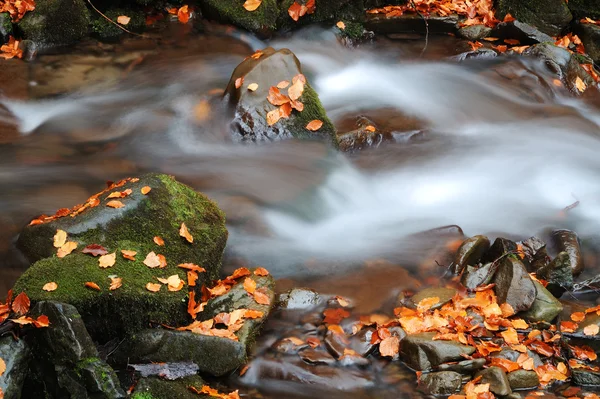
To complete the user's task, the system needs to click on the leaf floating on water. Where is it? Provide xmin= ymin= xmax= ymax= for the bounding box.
xmin=336 ymin=21 xmax=345 ymax=29
xmin=571 ymin=312 xmax=586 ymax=322
xmin=117 ymin=15 xmax=130 ymax=25
xmin=247 ymin=83 xmax=259 ymax=91
xmin=146 ymin=282 xmax=161 ymax=292
xmin=53 ymin=229 xmax=67 ymax=248
xmin=106 ymin=200 xmax=125 ymax=209
xmin=144 ymin=251 xmax=162 ymax=268
xmin=121 ymin=249 xmax=137 ymax=260
xmin=85 ymin=282 xmax=101 ymax=291
xmin=82 ymin=244 xmax=108 ymax=257
xmin=12 ymin=292 xmax=30 ymax=315
xmin=306 ymin=120 xmax=323 ymax=131
xmin=180 ymin=223 xmax=194 ymax=243
xmin=57 ymin=241 xmax=77 ymax=258
xmin=575 ymin=76 xmax=587 ymax=93
xmin=193 ymin=99 xmax=211 ymax=122
xmin=109 ymin=277 xmax=122 ymax=291
xmin=141 ymin=186 xmax=151 ymax=195
xmin=154 ymin=236 xmax=165 ymax=246
xmin=43 ymin=282 xmax=58 ymax=292
xmin=254 ymin=267 xmax=269 ymax=276
xmin=235 ymin=77 xmax=244 ymax=89
xmin=243 ymin=0 xmax=261 ymax=12
xmin=98 ymin=252 xmax=116 ymax=268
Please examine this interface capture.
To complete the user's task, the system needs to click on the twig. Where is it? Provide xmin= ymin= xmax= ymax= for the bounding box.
xmin=409 ymin=0 xmax=429 ymax=57
xmin=86 ymin=0 xmax=149 ymax=38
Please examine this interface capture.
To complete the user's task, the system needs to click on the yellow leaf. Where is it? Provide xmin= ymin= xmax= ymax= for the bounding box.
xmin=0 ymin=357 xmax=5 ymax=377
xmin=179 ymin=223 xmax=194 ymax=243
xmin=583 ymin=324 xmax=599 ymax=336
xmin=247 ymin=83 xmax=259 ymax=91
xmin=141 ymin=186 xmax=151 ymax=195
xmin=243 ymin=0 xmax=262 ymax=11
xmin=98 ymin=252 xmax=116 ymax=268
xmin=576 ymin=76 xmax=587 ymax=93
xmin=117 ymin=15 xmax=130 ymax=25
xmin=106 ymin=200 xmax=125 ymax=208
xmin=336 ymin=21 xmax=346 ymax=30
xmin=57 ymin=241 xmax=77 ymax=258
xmin=43 ymin=282 xmax=58 ymax=292
xmin=146 ymin=282 xmax=161 ymax=292
xmin=53 ymin=229 xmax=67 ymax=248
xmin=306 ymin=120 xmax=323 ymax=131
xmin=109 ymin=277 xmax=122 ymax=290
xmin=143 ymin=251 xmax=161 ymax=268
xmin=266 ymin=108 xmax=281 ymax=126
xmin=121 ymin=249 xmax=137 ymax=260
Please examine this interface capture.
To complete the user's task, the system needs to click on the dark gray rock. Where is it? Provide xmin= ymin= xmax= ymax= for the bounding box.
xmin=493 ymin=257 xmax=536 ymax=313
xmin=18 ymin=0 xmax=90 ymax=46
xmin=461 ymin=263 xmax=498 ymax=290
xmin=410 ymin=287 xmax=456 ymax=310
xmin=568 ymin=0 xmax=600 ymax=19
xmin=0 ymin=12 xmax=12 ymax=44
xmin=495 ymin=0 xmax=572 ymax=36
xmin=520 ymin=281 xmax=563 ymax=323
xmin=365 ymin=13 xmax=459 ymax=35
xmin=401 ymin=332 xmax=476 ymax=371
xmin=132 ymin=375 xmax=207 ymax=399
xmin=490 ymin=348 xmax=543 ymax=368
xmin=0 ymin=336 xmax=31 ymax=399
xmin=458 ymin=25 xmax=492 ymax=41
xmin=77 ymin=357 xmax=126 ymax=398
xmin=324 ymin=330 xmax=348 ymax=359
xmin=278 ymin=288 xmax=322 ymax=310
xmin=129 ymin=362 xmax=199 ymax=380
xmin=552 ymin=229 xmax=585 ymax=276
xmin=453 ymin=235 xmax=490 ymax=274
xmin=572 ymin=369 xmax=600 ymax=386
xmin=475 ymin=366 xmax=512 ymax=396
xmin=482 ymin=237 xmax=518 ymax=264
xmin=519 ymin=236 xmax=550 ymax=271
xmin=453 ymin=49 xmax=498 ymax=62
xmin=437 ymin=358 xmax=486 ymax=373
xmin=577 ymin=23 xmax=600 ymax=64
xmin=491 ymin=20 xmax=554 ymax=45
xmin=537 ymin=251 xmax=574 ymax=297
xmin=508 ymin=370 xmax=540 ymax=390
xmin=350 ymin=327 xmax=376 ymax=357
xmin=299 ymin=348 xmax=337 ymax=365
xmin=199 ymin=0 xmax=278 ymax=35
xmin=337 ymin=127 xmax=395 ymax=152
xmin=419 ymin=371 xmax=462 ymax=395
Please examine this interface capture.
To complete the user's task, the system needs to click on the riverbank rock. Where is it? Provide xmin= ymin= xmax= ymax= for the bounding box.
xmin=453 ymin=235 xmax=490 ymax=274
xmin=365 ymin=13 xmax=458 ymax=35
xmin=568 ymin=0 xmax=600 ymax=19
xmin=18 ymin=0 xmax=89 ymax=46
xmin=494 ymin=0 xmax=572 ymax=36
xmin=225 ymin=47 xmax=336 ymax=145
xmin=419 ymin=371 xmax=462 ymax=395
xmin=461 ymin=263 xmax=497 ymax=290
xmin=0 ymin=336 xmax=31 ymax=399
xmin=552 ymin=229 xmax=585 ymax=276
xmin=200 ymin=0 xmax=279 ymax=36
xmin=132 ymin=375 xmax=211 ymax=399
xmin=91 ymin=9 xmax=146 ymax=41
xmin=492 ymin=257 xmax=536 ymax=313
xmin=13 ymin=174 xmax=227 ymax=340
xmin=458 ymin=25 xmax=492 ymax=41
xmin=491 ymin=20 xmax=554 ymax=45
xmin=572 ymin=369 xmax=600 ymax=387
xmin=536 ymin=251 xmax=574 ymax=296
xmin=278 ymin=0 xmax=364 ymax=31
xmin=577 ymin=23 xmax=600 ymax=64
xmin=475 ymin=367 xmax=512 ymax=396
xmin=507 ymin=369 xmax=540 ymax=390
xmin=520 ymin=280 xmax=563 ymax=322
xmin=401 ymin=332 xmax=476 ymax=371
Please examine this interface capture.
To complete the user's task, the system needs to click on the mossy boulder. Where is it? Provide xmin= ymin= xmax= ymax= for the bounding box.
xmin=199 ymin=0 xmax=279 ymax=36
xmin=132 ymin=375 xmax=218 ymax=399
xmin=0 ymin=12 xmax=12 ymax=44
xmin=277 ymin=0 xmax=364 ymax=31
xmin=18 ymin=0 xmax=90 ymax=46
xmin=91 ymin=8 xmax=146 ymax=41
xmin=13 ymin=173 xmax=228 ymax=341
xmin=225 ymin=47 xmax=336 ymax=145
xmin=494 ymin=0 xmax=572 ymax=36
xmin=568 ymin=0 xmax=600 ymax=19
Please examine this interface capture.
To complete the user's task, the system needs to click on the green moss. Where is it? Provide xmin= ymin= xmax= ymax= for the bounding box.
xmin=132 ymin=394 xmax=155 ymax=399
xmin=339 ymin=21 xmax=365 ymax=40
xmin=0 ymin=12 xmax=12 ymax=42
xmin=18 ymin=0 xmax=89 ymax=45
xmin=132 ymin=375 xmax=215 ymax=399
xmin=278 ymin=0 xmax=364 ymax=31
xmin=91 ymin=8 xmax=146 ymax=41
xmin=200 ymin=0 xmax=279 ymax=35
xmin=568 ymin=0 xmax=600 ymax=19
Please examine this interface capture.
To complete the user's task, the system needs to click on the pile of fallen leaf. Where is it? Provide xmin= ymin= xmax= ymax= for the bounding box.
xmin=0 ymin=0 xmax=34 ymax=59
xmin=241 ymin=0 xmax=315 ymax=23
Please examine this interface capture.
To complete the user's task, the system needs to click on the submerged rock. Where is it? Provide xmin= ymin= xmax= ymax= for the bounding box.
xmin=508 ymin=369 xmax=539 ymax=390
xmin=401 ymin=332 xmax=475 ymax=371
xmin=337 ymin=126 xmax=395 ymax=152
xmin=365 ymin=13 xmax=458 ymax=35
xmin=225 ymin=47 xmax=336 ymax=144
xmin=520 ymin=280 xmax=563 ymax=323
xmin=536 ymin=251 xmax=574 ymax=297
xmin=494 ymin=0 xmax=572 ymax=36
xmin=458 ymin=25 xmax=492 ymax=41
xmin=492 ymin=257 xmax=536 ymax=313
xmin=278 ymin=288 xmax=322 ymax=311
xmin=14 ymin=174 xmax=227 ymax=340
xmin=419 ymin=371 xmax=462 ymax=395
xmin=18 ymin=0 xmax=89 ymax=46
xmin=475 ymin=367 xmax=512 ymax=396
xmin=437 ymin=358 xmax=486 ymax=373
xmin=552 ymin=229 xmax=585 ymax=276
xmin=0 ymin=336 xmax=31 ymax=399
xmin=491 ymin=20 xmax=554 ymax=45
xmin=453 ymin=235 xmax=490 ymax=274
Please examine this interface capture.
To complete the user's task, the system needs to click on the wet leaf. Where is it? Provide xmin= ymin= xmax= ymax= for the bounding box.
xmin=146 ymin=282 xmax=161 ymax=292
xmin=53 ymin=229 xmax=67 ymax=248
xmin=0 ymin=37 xmax=23 ymax=60
xmin=117 ymin=15 xmax=130 ymax=25
xmin=167 ymin=275 xmax=185 ymax=292
xmin=323 ymin=308 xmax=350 ymax=324
xmin=121 ymin=249 xmax=137 ymax=260
xmin=158 ymin=254 xmax=167 ymax=268
xmin=379 ymin=336 xmax=400 ymax=357
xmin=187 ymin=271 xmax=198 ymax=287
xmin=109 ymin=276 xmax=122 ymax=290
xmin=229 ymin=267 xmax=251 ymax=280
xmin=235 ymin=77 xmax=244 ymax=89
xmin=288 ymin=1 xmax=302 ymax=21
xmin=365 ymin=125 xmax=376 ymax=132
xmin=267 ymin=87 xmax=290 ymax=106
xmin=141 ymin=186 xmax=152 ymax=194
xmin=177 ymin=5 xmax=190 ymax=23
xmin=570 ymin=345 xmax=598 ymax=361
xmin=243 ymin=0 xmax=261 ymax=12
xmin=57 ymin=241 xmax=78 ymax=258
xmin=178 ymin=263 xmax=206 ymax=273
xmin=98 ymin=252 xmax=116 ymax=268
xmin=85 ymin=282 xmax=101 ymax=291
xmin=43 ymin=282 xmax=58 ymax=292
xmin=33 ymin=315 xmax=50 ymax=328
xmin=306 ymin=120 xmax=323 ymax=131
xmin=82 ymin=244 xmax=108 ymax=257
xmin=12 ymin=292 xmax=30 ymax=315
xmin=571 ymin=312 xmax=586 ymax=322
xmin=266 ymin=108 xmax=282 ymax=126
xmin=144 ymin=251 xmax=162 ymax=268
xmin=288 ymin=78 xmax=305 ymax=101
xmin=180 ymin=222 xmax=194 ymax=243
xmin=254 ymin=267 xmax=269 ymax=276
xmin=500 ymin=327 xmax=519 ymax=345
xmin=106 ymin=200 xmax=125 ymax=208
xmin=504 ymin=38 xmax=520 ymax=45
xmin=188 ymin=385 xmax=240 ymax=399
xmin=583 ymin=324 xmax=599 ymax=336
xmin=243 ymin=277 xmax=257 ymax=294
xmin=247 ymin=83 xmax=259 ymax=91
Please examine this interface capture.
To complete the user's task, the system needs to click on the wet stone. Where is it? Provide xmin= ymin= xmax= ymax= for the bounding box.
xmin=411 ymin=287 xmax=456 ymax=310
xmin=520 ymin=236 xmax=550 ymax=271
xmin=536 ymin=251 xmax=574 ymax=297
xmin=324 ymin=330 xmax=349 ymax=359
xmin=461 ymin=263 xmax=498 ymax=290
xmin=572 ymin=369 xmax=600 ymax=387
xmin=508 ymin=370 xmax=540 ymax=390
xmin=401 ymin=332 xmax=476 ymax=371
xmin=437 ymin=358 xmax=486 ymax=373
xmin=278 ymin=288 xmax=322 ymax=311
xmin=453 ymin=235 xmax=490 ymax=274
xmin=273 ymin=338 xmax=303 ymax=354
xmin=490 ymin=349 xmax=543 ymax=368
xmin=458 ymin=24 xmax=492 ymax=41
xmin=520 ymin=281 xmax=563 ymax=323
xmin=578 ymin=23 xmax=600 ymax=64
xmin=350 ymin=327 xmax=376 ymax=357
xmin=132 ymin=375 xmax=206 ymax=399
xmin=491 ymin=21 xmax=554 ymax=45
xmin=552 ymin=229 xmax=585 ymax=276
xmin=338 ymin=353 xmax=370 ymax=367
xmin=365 ymin=13 xmax=459 ymax=35
xmin=482 ymin=237 xmax=518 ymax=264
xmin=77 ymin=357 xmax=126 ymax=398
xmin=298 ymin=348 xmax=336 ymax=365
xmin=0 ymin=336 xmax=31 ymax=399
xmin=475 ymin=366 xmax=512 ymax=396
xmin=493 ymin=256 xmax=536 ymax=313
xmin=419 ymin=371 xmax=462 ymax=395
xmin=454 ymin=48 xmax=498 ymax=61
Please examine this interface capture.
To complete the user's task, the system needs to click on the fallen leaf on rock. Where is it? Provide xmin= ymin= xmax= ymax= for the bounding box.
xmin=571 ymin=345 xmax=598 ymax=361
xmin=177 ymin=5 xmax=190 ymax=23
xmin=490 ymin=357 xmax=520 ymax=372
xmin=57 ymin=241 xmax=77 ymax=258
xmin=243 ymin=0 xmax=261 ymax=12
xmin=235 ymin=77 xmax=244 ymax=89
xmin=121 ymin=249 xmax=137 ymax=260
xmin=266 ymin=108 xmax=282 ymax=126
xmin=277 ymin=80 xmax=290 ymax=89
xmin=290 ymin=99 xmax=304 ymax=111
xmin=229 ymin=267 xmax=252 ymax=280
xmin=0 ymin=358 xmax=5 ymax=376
xmin=288 ymin=78 xmax=304 ymax=101
xmin=10 ymin=316 xmax=35 ymax=325
xmin=85 ymin=282 xmax=101 ymax=291
xmin=365 ymin=125 xmax=376 ymax=132
xmin=571 ymin=312 xmax=586 ymax=322
xmin=500 ymin=327 xmax=519 ymax=344
xmin=306 ymin=120 xmax=323 ymax=131
xmin=247 ymin=83 xmax=259 ymax=91
xmin=254 ymin=267 xmax=269 ymax=276
xmin=379 ymin=336 xmax=400 ymax=357
xmin=510 ymin=318 xmax=528 ymax=329
xmin=158 ymin=254 xmax=167 ymax=268
xmin=146 ymin=282 xmax=161 ymax=292
xmin=323 ymin=308 xmax=350 ymax=324
xmin=53 ymin=229 xmax=67 ymax=248
xmin=576 ymin=76 xmax=587 ymax=93
xmin=267 ymin=87 xmax=290 ymax=106
xmin=189 ymin=385 xmax=240 ymax=399
xmin=12 ymin=292 xmax=29 ymax=315
xmin=253 ymin=288 xmax=271 ymax=305
xmin=288 ymin=1 xmax=302 ymax=21
xmin=180 ymin=223 xmax=194 ymax=243
xmin=337 ymin=21 xmax=345 ymax=30
xmin=109 ymin=277 xmax=122 ymax=290
xmin=167 ymin=275 xmax=185 ymax=291
xmin=243 ymin=277 xmax=257 ymax=294
xmin=417 ymin=296 xmax=440 ymax=312
xmin=504 ymin=38 xmax=520 ymax=45
xmin=98 ymin=252 xmax=116 ymax=268
xmin=141 ymin=186 xmax=151 ymax=194
xmin=178 ymin=263 xmax=206 ymax=273
xmin=250 ymin=50 xmax=263 ymax=59
xmin=187 ymin=271 xmax=198 ymax=287
xmin=106 ymin=200 xmax=125 ymax=209
xmin=244 ymin=309 xmax=264 ymax=318
xmin=153 ymin=236 xmax=165 ymax=246
xmin=34 ymin=315 xmax=50 ymax=328
xmin=117 ymin=15 xmax=130 ymax=25
xmin=144 ymin=252 xmax=162 ymax=268
xmin=279 ymin=102 xmax=292 ymax=119
xmin=43 ymin=282 xmax=58 ymax=292
xmin=82 ymin=244 xmax=108 ymax=257
xmin=583 ymin=324 xmax=599 ymax=336
xmin=0 ymin=37 xmax=23 ymax=60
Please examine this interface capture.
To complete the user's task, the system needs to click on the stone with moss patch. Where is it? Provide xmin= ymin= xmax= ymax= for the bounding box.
xmin=0 ymin=12 xmax=12 ymax=44
xmin=225 ymin=47 xmax=337 ymax=146
xmin=92 ymin=8 xmax=146 ymax=41
xmin=200 ymin=0 xmax=279 ymax=36
xmin=18 ymin=0 xmax=89 ymax=46
xmin=494 ymin=0 xmax=572 ymax=37
xmin=277 ymin=0 xmax=364 ymax=32
xmin=569 ymin=0 xmax=600 ymax=19
xmin=132 ymin=375 xmax=220 ymax=399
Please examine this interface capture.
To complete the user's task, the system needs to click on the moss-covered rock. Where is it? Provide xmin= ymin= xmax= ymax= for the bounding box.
xmin=18 ymin=0 xmax=90 ymax=46
xmin=225 ymin=47 xmax=337 ymax=145
xmin=0 ymin=12 xmax=12 ymax=44
xmin=13 ymin=173 xmax=228 ymax=341
xmin=199 ymin=0 xmax=279 ymax=36
xmin=568 ymin=0 xmax=600 ymax=19
xmin=277 ymin=0 xmax=365 ymax=31
xmin=494 ymin=0 xmax=572 ymax=36
xmin=91 ymin=8 xmax=146 ymax=41
xmin=132 ymin=375 xmax=219 ymax=399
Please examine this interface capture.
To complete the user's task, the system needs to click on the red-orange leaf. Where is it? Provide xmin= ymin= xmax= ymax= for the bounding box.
xmin=85 ymin=282 xmax=101 ymax=291
xmin=177 ymin=5 xmax=190 ymax=23
xmin=306 ymin=120 xmax=323 ymax=131
xmin=82 ymin=244 xmax=108 ymax=257
xmin=12 ymin=292 xmax=30 ymax=315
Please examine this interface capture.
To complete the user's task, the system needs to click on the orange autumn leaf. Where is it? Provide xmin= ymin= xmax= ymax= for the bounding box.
xmin=229 ymin=267 xmax=252 ymax=280
xmin=141 ymin=186 xmax=151 ymax=194
xmin=501 ymin=327 xmax=520 ymax=345
xmin=243 ymin=277 xmax=257 ymax=294
xmin=266 ymin=108 xmax=282 ymax=126
xmin=53 ymin=229 xmax=67 ymax=248
xmin=85 ymin=282 xmax=101 ymax=291
xmin=109 ymin=277 xmax=122 ymax=290
xmin=336 ymin=21 xmax=346 ymax=30
xmin=247 ymin=83 xmax=259 ymax=91
xmin=57 ymin=241 xmax=77 ymax=258
xmin=189 ymin=385 xmax=240 ymax=399
xmin=417 ymin=296 xmax=440 ymax=312
xmin=490 ymin=357 xmax=520 ymax=373
xmin=117 ymin=15 xmax=130 ymax=25
xmin=178 ymin=263 xmax=206 ymax=273
xmin=267 ymin=87 xmax=290 ymax=106
xmin=288 ymin=78 xmax=305 ymax=101
xmin=82 ymin=244 xmax=108 ymax=257
xmin=98 ymin=252 xmax=116 ymax=268
xmin=288 ymin=1 xmax=302 ymax=21
xmin=277 ymin=80 xmax=290 ymax=89
xmin=571 ymin=312 xmax=586 ymax=322
xmin=235 ymin=77 xmax=244 ymax=89
xmin=153 ymin=236 xmax=165 ymax=246
xmin=34 ymin=314 xmax=50 ymax=328
xmin=0 ymin=37 xmax=23 ymax=60
xmin=143 ymin=251 xmax=162 ymax=268
xmin=243 ymin=0 xmax=261 ymax=12
xmin=146 ymin=282 xmax=161 ymax=292
xmin=158 ymin=254 xmax=167 ymax=268
xmin=365 ymin=125 xmax=376 ymax=132
xmin=253 ymin=289 xmax=271 ymax=305
xmin=121 ymin=249 xmax=137 ymax=260
xmin=167 ymin=274 xmax=185 ymax=292
xmin=244 ymin=309 xmax=264 ymax=318
xmin=12 ymin=292 xmax=30 ymax=315
xmin=279 ymin=102 xmax=292 ymax=119
xmin=180 ymin=222 xmax=194 ymax=243
xmin=43 ymin=282 xmax=58 ymax=292
xmin=379 ymin=336 xmax=400 ymax=357
xmin=306 ymin=120 xmax=323 ymax=131
xmin=177 ymin=5 xmax=190 ymax=23
xmin=106 ymin=200 xmax=125 ymax=209
xmin=187 ymin=271 xmax=198 ymax=287
xmin=323 ymin=308 xmax=350 ymax=324
xmin=504 ymin=38 xmax=520 ymax=45
xmin=254 ymin=267 xmax=269 ymax=276
xmin=576 ymin=76 xmax=587 ymax=93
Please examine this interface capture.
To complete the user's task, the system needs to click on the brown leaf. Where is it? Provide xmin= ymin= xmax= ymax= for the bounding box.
xmin=243 ymin=0 xmax=262 ymax=12
xmin=288 ymin=1 xmax=302 ymax=21
xmin=117 ymin=15 xmax=130 ymax=25
xmin=178 ymin=263 xmax=206 ymax=273
xmin=146 ymin=282 xmax=161 ymax=292
xmin=290 ymin=99 xmax=304 ymax=111
xmin=98 ymin=252 xmax=116 ymax=268
xmin=12 ymin=292 xmax=30 ymax=315
xmin=576 ymin=76 xmax=587 ymax=93
xmin=141 ymin=186 xmax=151 ymax=195
xmin=34 ymin=315 xmax=50 ymax=328
xmin=254 ymin=267 xmax=269 ymax=276
xmin=82 ymin=244 xmax=108 ymax=257
xmin=379 ymin=336 xmax=400 ymax=357
xmin=267 ymin=87 xmax=290 ymax=106
xmin=279 ymin=102 xmax=292 ymax=119
xmin=323 ymin=308 xmax=350 ymax=324
xmin=229 ymin=267 xmax=252 ymax=280
xmin=43 ymin=282 xmax=58 ymax=292
xmin=180 ymin=223 xmax=194 ymax=243
xmin=571 ymin=312 xmax=586 ymax=322
xmin=158 ymin=254 xmax=167 ymax=268
xmin=187 ymin=271 xmax=198 ymax=287
xmin=167 ymin=275 xmax=185 ymax=291
xmin=143 ymin=251 xmax=162 ymax=268
xmin=243 ymin=277 xmax=257 ymax=294
xmin=277 ymin=80 xmax=290 ymax=89
xmin=106 ymin=200 xmax=125 ymax=209
xmin=109 ymin=277 xmax=122 ymax=290
xmin=306 ymin=120 xmax=323 ymax=131
xmin=85 ymin=282 xmax=101 ymax=291
xmin=53 ymin=229 xmax=67 ymax=248
xmin=57 ymin=241 xmax=78 ymax=258
xmin=121 ymin=249 xmax=137 ymax=260
xmin=266 ymin=108 xmax=282 ymax=126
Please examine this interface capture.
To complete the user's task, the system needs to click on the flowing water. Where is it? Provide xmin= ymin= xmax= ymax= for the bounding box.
xmin=2 ymin=24 xmax=600 ymax=397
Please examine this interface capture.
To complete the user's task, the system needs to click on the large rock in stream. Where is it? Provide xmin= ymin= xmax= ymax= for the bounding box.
xmin=200 ymin=0 xmax=280 ymax=35
xmin=0 ymin=335 xmax=31 ymax=399
xmin=492 ymin=256 xmax=536 ymax=313
xmin=13 ymin=173 xmax=228 ymax=341
xmin=18 ymin=0 xmax=90 ymax=46
xmin=225 ymin=47 xmax=336 ymax=145
xmin=494 ymin=0 xmax=572 ymax=36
